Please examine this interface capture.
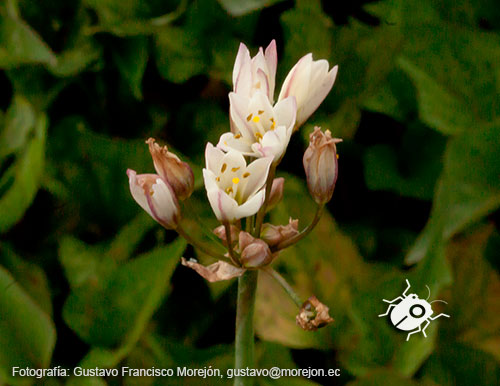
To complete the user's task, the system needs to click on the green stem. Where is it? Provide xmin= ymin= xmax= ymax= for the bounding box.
xmin=224 ymin=221 xmax=240 ymax=266
xmin=235 ymin=270 xmax=259 ymax=386
xmin=176 ymin=225 xmax=229 ymax=262
xmin=253 ymin=166 xmax=276 ymax=237
xmin=274 ymin=204 xmax=324 ymax=251
xmin=263 ymin=267 xmax=303 ymax=308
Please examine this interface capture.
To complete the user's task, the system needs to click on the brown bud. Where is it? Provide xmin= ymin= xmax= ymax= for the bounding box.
xmin=266 ymin=177 xmax=284 ymax=212
xmin=213 ymin=224 xmax=238 ymax=247
xmin=238 ymin=231 xmax=274 ymax=268
xmin=147 ymin=138 xmax=194 ymax=201
xmin=303 ymin=127 xmax=342 ymax=204
xmin=296 ymin=296 xmax=334 ymax=331
xmin=260 ymin=219 xmax=299 ymax=247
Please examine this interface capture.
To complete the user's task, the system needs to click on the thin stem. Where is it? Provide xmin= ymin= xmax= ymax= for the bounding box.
xmin=263 ymin=266 xmax=303 ymax=308
xmin=253 ymin=166 xmax=276 ymax=237
xmin=176 ymin=225 xmax=229 ymax=262
xmin=274 ymin=204 xmax=324 ymax=250
xmin=224 ymin=221 xmax=240 ymax=266
xmin=235 ymin=270 xmax=258 ymax=386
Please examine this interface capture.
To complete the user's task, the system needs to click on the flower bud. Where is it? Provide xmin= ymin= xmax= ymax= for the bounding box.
xmin=303 ymin=127 xmax=342 ymax=204
xmin=213 ymin=224 xmax=238 ymax=246
xmin=147 ymin=138 xmax=194 ymax=201
xmin=266 ymin=177 xmax=284 ymax=212
xmin=238 ymin=231 xmax=274 ymax=268
xmin=260 ymin=219 xmax=299 ymax=247
xmin=127 ymin=169 xmax=180 ymax=229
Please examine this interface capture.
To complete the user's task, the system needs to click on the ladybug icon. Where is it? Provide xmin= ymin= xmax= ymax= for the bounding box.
xmin=379 ymin=279 xmax=450 ymax=341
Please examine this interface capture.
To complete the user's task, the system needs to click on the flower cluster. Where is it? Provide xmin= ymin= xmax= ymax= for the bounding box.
xmin=127 ymin=40 xmax=341 ymax=329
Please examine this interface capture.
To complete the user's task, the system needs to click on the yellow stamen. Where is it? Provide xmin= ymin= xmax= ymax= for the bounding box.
xmin=231 ymin=167 xmax=240 ymax=172
xmin=216 ymin=177 xmax=220 ymax=182
xmin=255 ymin=82 xmax=261 ymax=89
xmin=235 ymin=133 xmax=241 ymax=139
xmin=232 ymin=177 xmax=240 ymax=184
xmin=252 ymin=116 xmax=260 ymax=123
xmin=246 ymin=113 xmax=253 ymax=121
xmin=258 ymin=110 xmax=264 ymax=115
xmin=226 ymin=187 xmax=233 ymax=194
xmin=336 ymin=154 xmax=339 ymax=159
xmin=255 ymin=132 xmax=263 ymax=140
xmin=221 ymin=163 xmax=227 ymax=173
xmin=243 ymin=172 xmax=250 ymax=178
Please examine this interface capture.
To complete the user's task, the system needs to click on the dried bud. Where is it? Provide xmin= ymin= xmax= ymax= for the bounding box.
xmin=296 ymin=296 xmax=334 ymax=331
xmin=238 ymin=231 xmax=274 ymax=268
xmin=127 ymin=169 xmax=180 ymax=229
xmin=261 ymin=219 xmax=299 ymax=247
xmin=213 ymin=224 xmax=238 ymax=246
xmin=303 ymin=127 xmax=342 ymax=204
xmin=181 ymin=258 xmax=245 ymax=282
xmin=147 ymin=138 xmax=194 ymax=201
xmin=266 ymin=177 xmax=284 ymax=212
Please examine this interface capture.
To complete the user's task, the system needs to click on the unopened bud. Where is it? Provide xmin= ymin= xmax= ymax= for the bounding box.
xmin=261 ymin=219 xmax=299 ymax=247
xmin=147 ymin=138 xmax=194 ymax=201
xmin=127 ymin=169 xmax=180 ymax=229
xmin=238 ymin=231 xmax=273 ymax=268
xmin=266 ymin=177 xmax=284 ymax=212
xmin=213 ymin=224 xmax=238 ymax=246
xmin=303 ymin=127 xmax=342 ymax=204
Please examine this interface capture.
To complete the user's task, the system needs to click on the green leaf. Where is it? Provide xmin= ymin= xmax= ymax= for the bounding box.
xmin=63 ymin=238 xmax=186 ymax=347
xmin=0 ymin=4 xmax=56 ymax=68
xmin=0 ymin=265 xmax=56 ymax=384
xmin=217 ymin=0 xmax=286 ymax=17
xmin=154 ymin=26 xmax=206 ymax=83
xmin=406 ymin=124 xmax=500 ymax=264
xmin=113 ymin=36 xmax=148 ymax=99
xmin=0 ymin=95 xmax=36 ymax=159
xmin=0 ymin=111 xmax=47 ymax=233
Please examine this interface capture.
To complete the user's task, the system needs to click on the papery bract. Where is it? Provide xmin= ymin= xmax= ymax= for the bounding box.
xmin=203 ymin=144 xmax=272 ymax=222
xmin=146 ymin=138 xmax=194 ymax=200
xmin=219 ymin=91 xmax=296 ymax=162
xmin=261 ymin=219 xmax=299 ymax=247
xmin=238 ymin=231 xmax=273 ymax=268
xmin=303 ymin=127 xmax=342 ymax=204
xmin=233 ymin=40 xmax=277 ymax=102
xmin=278 ymin=54 xmax=338 ymax=128
xmin=127 ymin=169 xmax=180 ymax=229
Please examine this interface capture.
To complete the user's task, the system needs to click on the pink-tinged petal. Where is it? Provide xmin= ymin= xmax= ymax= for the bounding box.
xmin=218 ymin=132 xmax=254 ymax=155
xmin=278 ymin=53 xmax=313 ymax=101
xmin=257 ymin=126 xmax=289 ymax=160
xmin=229 ymin=92 xmax=254 ymax=140
xmin=264 ymin=39 xmax=277 ymax=99
xmin=296 ymin=64 xmax=338 ymax=127
xmin=255 ymin=68 xmax=270 ymax=100
xmin=207 ymin=189 xmax=239 ymax=222
xmin=273 ymin=96 xmax=297 ymax=131
xmin=233 ymin=43 xmax=251 ymax=95
xmin=205 ymin=142 xmax=224 ymax=172
xmin=181 ymin=258 xmax=246 ymax=282
xmin=202 ymin=168 xmax=219 ymax=194
xmin=239 ymin=156 xmax=273 ymax=201
xmin=127 ymin=169 xmax=154 ymax=217
xmin=235 ymin=189 xmax=266 ymax=219
xmin=147 ymin=178 xmax=180 ymax=228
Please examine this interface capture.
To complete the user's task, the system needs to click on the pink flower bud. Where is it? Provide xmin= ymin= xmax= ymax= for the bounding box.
xmin=266 ymin=177 xmax=284 ymax=212
xmin=127 ymin=169 xmax=180 ymax=229
xmin=147 ymin=138 xmax=194 ymax=201
xmin=260 ymin=219 xmax=299 ymax=247
xmin=238 ymin=231 xmax=273 ymax=268
xmin=303 ymin=127 xmax=342 ymax=204
xmin=213 ymin=224 xmax=238 ymax=247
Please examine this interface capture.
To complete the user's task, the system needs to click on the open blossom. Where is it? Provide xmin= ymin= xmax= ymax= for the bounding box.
xmin=203 ymin=143 xmax=273 ymax=222
xmin=278 ymin=53 xmax=338 ymax=128
xmin=233 ymin=40 xmax=277 ymax=102
xmin=303 ymin=127 xmax=342 ymax=204
xmin=146 ymin=138 xmax=194 ymax=200
xmin=127 ymin=170 xmax=180 ymax=229
xmin=219 ymin=91 xmax=297 ymax=161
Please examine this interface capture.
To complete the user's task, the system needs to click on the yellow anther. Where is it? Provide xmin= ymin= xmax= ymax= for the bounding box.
xmin=255 ymin=132 xmax=263 ymax=140
xmin=252 ymin=116 xmax=260 ymax=123
xmin=216 ymin=177 xmax=220 ymax=182
xmin=221 ymin=163 xmax=227 ymax=173
xmin=231 ymin=167 xmax=240 ymax=172
xmin=226 ymin=187 xmax=233 ymax=194
xmin=258 ymin=110 xmax=264 ymax=115
xmin=232 ymin=177 xmax=240 ymax=184
xmin=246 ymin=113 xmax=253 ymax=121
xmin=243 ymin=172 xmax=250 ymax=178
xmin=235 ymin=133 xmax=241 ymax=139
xmin=271 ymin=122 xmax=276 ymax=130
xmin=336 ymin=154 xmax=339 ymax=159
xmin=255 ymin=82 xmax=261 ymax=89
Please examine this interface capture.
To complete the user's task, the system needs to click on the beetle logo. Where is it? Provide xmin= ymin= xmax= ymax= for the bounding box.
xmin=379 ymin=279 xmax=450 ymax=341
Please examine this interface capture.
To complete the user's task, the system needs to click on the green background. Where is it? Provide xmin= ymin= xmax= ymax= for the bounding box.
xmin=0 ymin=0 xmax=499 ymax=385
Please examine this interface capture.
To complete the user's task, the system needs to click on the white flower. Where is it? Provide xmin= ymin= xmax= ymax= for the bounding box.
xmin=233 ymin=40 xmax=277 ymax=102
xmin=218 ymin=91 xmax=296 ymax=162
xmin=127 ymin=169 xmax=180 ymax=229
xmin=203 ymin=144 xmax=273 ymax=222
xmin=278 ymin=53 xmax=338 ymax=128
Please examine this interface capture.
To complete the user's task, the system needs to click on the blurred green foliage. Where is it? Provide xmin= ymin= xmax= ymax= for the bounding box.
xmin=0 ymin=0 xmax=499 ymax=385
